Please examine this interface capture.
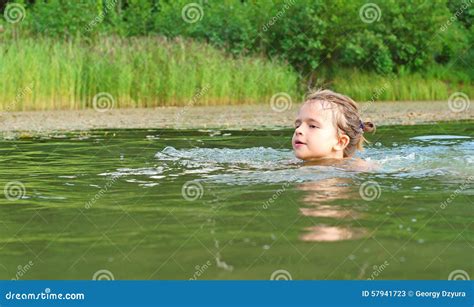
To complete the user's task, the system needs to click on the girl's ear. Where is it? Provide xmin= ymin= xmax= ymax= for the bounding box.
xmin=333 ymin=134 xmax=350 ymax=151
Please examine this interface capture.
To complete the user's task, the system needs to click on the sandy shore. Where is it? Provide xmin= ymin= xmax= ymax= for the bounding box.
xmin=1 ymin=101 xmax=472 ymax=132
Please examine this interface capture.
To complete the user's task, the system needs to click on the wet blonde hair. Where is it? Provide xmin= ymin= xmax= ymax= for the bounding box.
xmin=306 ymin=89 xmax=375 ymax=157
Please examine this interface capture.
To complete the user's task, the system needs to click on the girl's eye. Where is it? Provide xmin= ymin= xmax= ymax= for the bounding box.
xmin=309 ymin=125 xmax=318 ymax=128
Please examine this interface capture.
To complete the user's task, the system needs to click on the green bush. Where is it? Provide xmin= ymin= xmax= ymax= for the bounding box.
xmin=27 ymin=0 xmax=98 ymax=38
xmin=0 ymin=0 xmax=472 ymax=105
xmin=10 ymin=0 xmax=464 ymax=74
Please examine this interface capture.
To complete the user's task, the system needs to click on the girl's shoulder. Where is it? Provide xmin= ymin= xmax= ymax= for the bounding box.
xmin=301 ymin=157 xmax=379 ymax=172
xmin=347 ymin=157 xmax=379 ymax=172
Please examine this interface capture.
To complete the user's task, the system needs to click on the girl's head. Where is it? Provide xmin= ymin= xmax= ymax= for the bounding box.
xmin=292 ymin=89 xmax=375 ymax=160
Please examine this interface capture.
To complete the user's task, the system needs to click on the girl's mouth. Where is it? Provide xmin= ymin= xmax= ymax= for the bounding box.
xmin=294 ymin=140 xmax=306 ymax=147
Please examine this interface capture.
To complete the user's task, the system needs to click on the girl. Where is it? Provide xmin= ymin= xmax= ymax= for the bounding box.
xmin=292 ymin=89 xmax=375 ymax=162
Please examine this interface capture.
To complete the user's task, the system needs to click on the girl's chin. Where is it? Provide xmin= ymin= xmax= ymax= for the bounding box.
xmin=293 ymin=152 xmax=333 ymax=161
xmin=294 ymin=153 xmax=313 ymax=161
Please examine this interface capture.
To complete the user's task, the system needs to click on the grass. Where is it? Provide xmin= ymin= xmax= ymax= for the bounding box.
xmin=0 ymin=36 xmax=472 ymax=111
xmin=330 ymin=67 xmax=473 ymax=102
xmin=0 ymin=36 xmax=299 ymax=111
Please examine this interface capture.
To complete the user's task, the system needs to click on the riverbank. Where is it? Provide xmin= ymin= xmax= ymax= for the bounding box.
xmin=1 ymin=101 xmax=472 ymax=134
xmin=0 ymin=38 xmax=472 ymax=112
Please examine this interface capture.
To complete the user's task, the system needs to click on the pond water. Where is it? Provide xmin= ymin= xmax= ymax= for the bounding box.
xmin=0 ymin=121 xmax=472 ymax=280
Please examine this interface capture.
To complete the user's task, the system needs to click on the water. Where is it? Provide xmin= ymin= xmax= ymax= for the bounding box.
xmin=0 ymin=122 xmax=472 ymax=280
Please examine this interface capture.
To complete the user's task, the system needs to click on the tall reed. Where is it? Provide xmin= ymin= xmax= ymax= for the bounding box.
xmin=0 ymin=36 xmax=299 ymax=111
xmin=0 ymin=37 xmax=472 ymax=111
xmin=331 ymin=68 xmax=473 ymax=102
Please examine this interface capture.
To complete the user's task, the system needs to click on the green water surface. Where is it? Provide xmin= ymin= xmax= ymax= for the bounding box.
xmin=0 ymin=122 xmax=473 ymax=280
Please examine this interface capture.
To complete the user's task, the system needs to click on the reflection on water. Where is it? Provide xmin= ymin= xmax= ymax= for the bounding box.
xmin=300 ymin=207 xmax=357 ymax=219
xmin=300 ymin=226 xmax=367 ymax=242
xmin=298 ymin=179 xmax=354 ymax=202
xmin=0 ymin=124 xmax=473 ymax=279
xmin=297 ymin=178 xmax=366 ymax=242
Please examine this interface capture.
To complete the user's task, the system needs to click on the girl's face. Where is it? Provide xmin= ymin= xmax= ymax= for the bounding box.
xmin=292 ymin=101 xmax=343 ymax=160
